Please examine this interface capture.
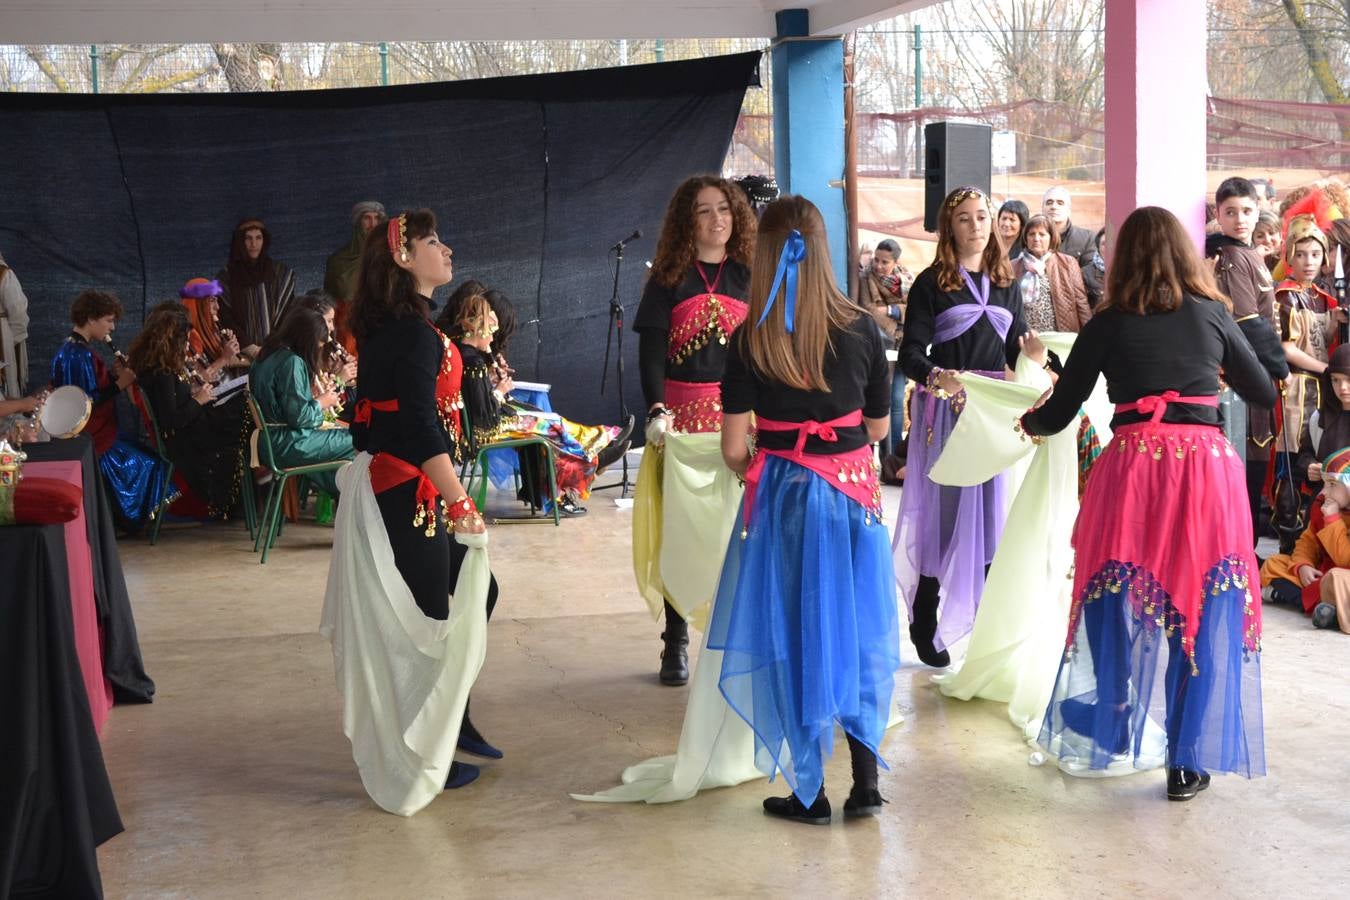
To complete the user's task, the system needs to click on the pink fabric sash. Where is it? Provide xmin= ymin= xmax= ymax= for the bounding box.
xmin=1115 ymin=391 xmax=1218 ymax=424
xmin=667 ymin=292 xmax=749 ymax=363
xmin=665 ymin=378 xmax=724 ymax=433
xmin=742 ymin=411 xmax=882 ymax=529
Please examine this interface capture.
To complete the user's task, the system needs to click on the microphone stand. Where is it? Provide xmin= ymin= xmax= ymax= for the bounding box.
xmin=596 ymin=241 xmax=633 ymax=497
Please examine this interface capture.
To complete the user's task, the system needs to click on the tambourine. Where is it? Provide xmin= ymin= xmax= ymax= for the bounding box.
xmin=40 ymin=384 xmax=93 ymax=439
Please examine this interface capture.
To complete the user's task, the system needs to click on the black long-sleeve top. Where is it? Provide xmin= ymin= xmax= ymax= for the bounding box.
xmin=1021 ymin=295 xmax=1278 ymax=436
xmin=721 ymin=314 xmax=890 ymax=454
xmin=633 ymin=261 xmax=751 ymax=406
xmin=899 ymin=266 xmax=1031 ymax=384
xmin=349 ymin=307 xmax=452 ymax=467
xmin=138 ymin=369 xmax=205 ymax=436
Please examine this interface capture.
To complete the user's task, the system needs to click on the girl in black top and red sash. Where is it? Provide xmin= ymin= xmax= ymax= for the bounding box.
xmin=632 ymin=175 xmax=757 ymax=684
xmin=321 ymin=209 xmax=501 ymax=814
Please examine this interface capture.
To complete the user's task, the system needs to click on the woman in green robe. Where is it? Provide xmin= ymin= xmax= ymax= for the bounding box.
xmin=248 ymin=307 xmax=355 ymax=496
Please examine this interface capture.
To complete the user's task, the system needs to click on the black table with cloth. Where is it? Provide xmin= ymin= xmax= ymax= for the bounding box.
xmin=0 ymin=524 xmax=123 ymax=899
xmin=21 ymin=435 xmax=155 ymax=703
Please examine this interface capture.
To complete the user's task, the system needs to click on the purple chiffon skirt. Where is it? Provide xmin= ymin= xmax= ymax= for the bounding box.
xmin=892 ymin=377 xmax=1008 ymax=652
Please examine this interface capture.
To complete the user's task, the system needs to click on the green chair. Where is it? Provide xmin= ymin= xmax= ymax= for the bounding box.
xmin=134 ymin=383 xmax=258 ymax=545
xmin=459 ymin=404 xmax=561 ymax=526
xmin=248 ymin=395 xmax=349 ymax=563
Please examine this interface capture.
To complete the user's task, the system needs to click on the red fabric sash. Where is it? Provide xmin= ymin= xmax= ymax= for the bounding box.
xmin=353 ymin=397 xmax=398 ymax=425
xmin=742 ymin=410 xmax=881 ymax=529
xmin=1114 ymin=391 xmax=1218 ymax=424
xmin=356 ymin=395 xmax=438 ymax=507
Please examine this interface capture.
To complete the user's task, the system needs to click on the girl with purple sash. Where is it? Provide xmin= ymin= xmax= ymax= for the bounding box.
xmin=895 ymin=186 xmax=1050 ymax=667
xmin=710 ymin=196 xmax=901 ymax=825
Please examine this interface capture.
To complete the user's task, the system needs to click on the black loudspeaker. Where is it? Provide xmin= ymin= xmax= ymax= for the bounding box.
xmin=923 ymin=122 xmax=993 ymax=232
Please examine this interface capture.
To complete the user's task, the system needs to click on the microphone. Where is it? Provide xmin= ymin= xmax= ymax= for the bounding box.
xmin=611 ymin=229 xmax=642 ymax=251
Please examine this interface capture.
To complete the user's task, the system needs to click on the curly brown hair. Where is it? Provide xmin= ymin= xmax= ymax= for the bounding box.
xmin=127 ymin=308 xmax=192 ymax=375
xmin=648 ymin=175 xmax=757 ymax=288
xmin=70 ymin=289 xmax=124 ymax=326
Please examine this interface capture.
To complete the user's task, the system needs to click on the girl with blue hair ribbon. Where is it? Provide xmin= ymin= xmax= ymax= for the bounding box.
xmin=708 ymin=195 xmax=902 ymax=825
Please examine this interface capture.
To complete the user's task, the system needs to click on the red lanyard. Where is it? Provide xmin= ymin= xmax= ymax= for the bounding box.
xmin=695 ymin=258 xmax=728 ymax=297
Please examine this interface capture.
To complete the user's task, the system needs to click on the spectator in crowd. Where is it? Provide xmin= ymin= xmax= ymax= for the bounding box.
xmin=1205 ymin=201 xmax=1220 ymax=235
xmin=1081 ymin=227 xmax=1107 ymax=309
xmin=217 ymin=218 xmax=296 ymax=350
xmin=1250 ymin=177 xmax=1277 ymax=212
xmin=248 ymin=306 xmax=354 ymax=497
xmin=997 ymin=199 xmax=1030 ymax=259
xmin=1011 ymin=214 xmax=1092 ymax=332
xmin=1253 ymin=211 xmax=1283 ymax=272
xmin=1041 ymin=186 xmax=1095 ymax=265
xmin=127 ymin=307 xmax=251 ymax=520
xmin=853 ymin=238 xmax=910 ymax=467
xmin=0 ymin=248 xmax=29 ymax=396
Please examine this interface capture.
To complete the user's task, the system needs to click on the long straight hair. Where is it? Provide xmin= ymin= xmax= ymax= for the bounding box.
xmin=1104 ymin=206 xmax=1229 ymax=315
xmin=256 ymin=307 xmax=328 ymax=378
xmin=738 ymin=195 xmax=859 ymax=392
xmin=932 ymin=188 xmax=1013 ymax=292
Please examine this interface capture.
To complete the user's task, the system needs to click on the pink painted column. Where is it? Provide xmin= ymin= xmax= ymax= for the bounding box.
xmin=1104 ymin=0 xmax=1208 ymax=249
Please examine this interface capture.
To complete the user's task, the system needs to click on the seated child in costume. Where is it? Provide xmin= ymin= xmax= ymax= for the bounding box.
xmin=1260 ymin=446 xmax=1350 ymax=632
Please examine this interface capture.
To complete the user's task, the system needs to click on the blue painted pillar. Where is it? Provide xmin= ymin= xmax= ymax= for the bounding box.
xmin=772 ymin=9 xmax=847 ymax=290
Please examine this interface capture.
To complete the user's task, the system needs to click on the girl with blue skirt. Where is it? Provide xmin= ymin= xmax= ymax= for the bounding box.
xmin=709 ymin=196 xmax=901 ymax=825
xmin=1020 ymin=207 xmax=1272 ymax=800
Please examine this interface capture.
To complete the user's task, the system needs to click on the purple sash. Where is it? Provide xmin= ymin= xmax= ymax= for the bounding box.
xmin=932 ymin=268 xmax=1013 ymax=345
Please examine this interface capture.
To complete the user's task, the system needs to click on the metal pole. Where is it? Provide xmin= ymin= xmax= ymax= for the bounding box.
xmin=379 ymin=42 xmax=389 ymax=86
xmin=912 ymin=25 xmax=922 ymax=177
xmin=654 ymin=39 xmax=665 ymax=62
xmin=90 ymin=45 xmax=100 ymax=94
xmin=912 ymin=25 xmax=922 ymax=108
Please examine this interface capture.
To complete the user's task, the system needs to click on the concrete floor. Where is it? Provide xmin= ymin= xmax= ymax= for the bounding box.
xmin=98 ymin=469 xmax=1350 ymax=899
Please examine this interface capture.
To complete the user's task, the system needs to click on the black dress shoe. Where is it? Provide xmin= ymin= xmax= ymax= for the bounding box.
xmin=557 ymin=497 xmax=588 ymax=517
xmin=763 ymin=791 xmax=831 ymax=825
xmin=595 ymin=438 xmax=632 ymax=475
xmin=843 ymin=786 xmax=886 ymax=818
xmin=908 ymin=623 xmax=950 ymax=668
xmin=1166 ymin=767 xmax=1211 ymax=801
xmin=458 ymin=718 xmax=503 ymax=759
xmin=444 ymin=762 xmax=481 ymax=790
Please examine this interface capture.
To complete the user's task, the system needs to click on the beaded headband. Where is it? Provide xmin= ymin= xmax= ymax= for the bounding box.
xmin=236 ymin=219 xmax=266 ymax=233
xmin=387 ymin=214 xmax=409 ymax=263
xmin=946 ymin=186 xmax=991 ymax=210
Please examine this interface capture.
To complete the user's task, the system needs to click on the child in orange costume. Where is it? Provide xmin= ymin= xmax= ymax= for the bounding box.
xmin=1260 ymin=445 xmax=1350 ymax=631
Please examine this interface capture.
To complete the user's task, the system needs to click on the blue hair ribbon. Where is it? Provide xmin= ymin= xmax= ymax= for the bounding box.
xmin=756 ymin=229 xmax=807 ymax=334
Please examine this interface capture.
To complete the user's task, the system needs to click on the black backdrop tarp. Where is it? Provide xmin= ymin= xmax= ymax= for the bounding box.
xmin=0 ymin=52 xmax=760 ymax=428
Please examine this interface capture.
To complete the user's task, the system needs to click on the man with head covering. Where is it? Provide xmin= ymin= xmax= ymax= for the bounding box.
xmin=324 ymin=201 xmax=386 ymax=302
xmin=215 ymin=217 xmax=296 ymax=350
xmin=0 ymin=248 xmax=30 ymax=397
xmin=1041 ymin=186 xmax=1096 ymax=266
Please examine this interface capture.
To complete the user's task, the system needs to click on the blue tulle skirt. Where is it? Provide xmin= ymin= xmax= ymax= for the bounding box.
xmin=708 ymin=456 xmax=902 ymax=805
xmin=100 ymin=439 xmax=171 ymax=530
xmin=1038 ymin=558 xmax=1265 ymax=777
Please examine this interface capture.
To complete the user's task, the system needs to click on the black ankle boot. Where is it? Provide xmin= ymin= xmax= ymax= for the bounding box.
xmin=763 ymin=790 xmax=831 ymax=825
xmin=659 ymin=603 xmax=690 ymax=685
xmin=908 ymin=622 xmax=950 ymax=668
xmin=1166 ymin=766 xmax=1211 ymax=801
xmin=843 ymin=735 xmax=884 ymax=818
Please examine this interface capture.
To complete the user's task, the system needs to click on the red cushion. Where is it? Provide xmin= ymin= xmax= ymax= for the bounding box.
xmin=12 ymin=476 xmax=83 ymax=524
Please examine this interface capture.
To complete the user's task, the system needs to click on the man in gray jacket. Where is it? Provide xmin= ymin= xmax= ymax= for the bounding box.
xmin=1042 ymin=186 xmax=1096 ymax=266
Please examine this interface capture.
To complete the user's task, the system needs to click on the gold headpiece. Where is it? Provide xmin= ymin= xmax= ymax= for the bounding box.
xmin=946 ymin=186 xmax=991 ymax=210
xmin=387 ymin=214 xmax=409 ymax=264
xmin=1285 ymin=214 xmax=1328 ymax=267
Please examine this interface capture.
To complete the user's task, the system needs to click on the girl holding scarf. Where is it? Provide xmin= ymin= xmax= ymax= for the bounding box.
xmin=632 ymin=175 xmax=757 ymax=684
xmin=1020 ymin=206 xmax=1271 ymax=800
xmin=894 ymin=186 xmax=1047 ymax=668
xmin=321 ymin=209 xmax=500 ymax=814
xmin=709 ymin=195 xmax=900 ymax=825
